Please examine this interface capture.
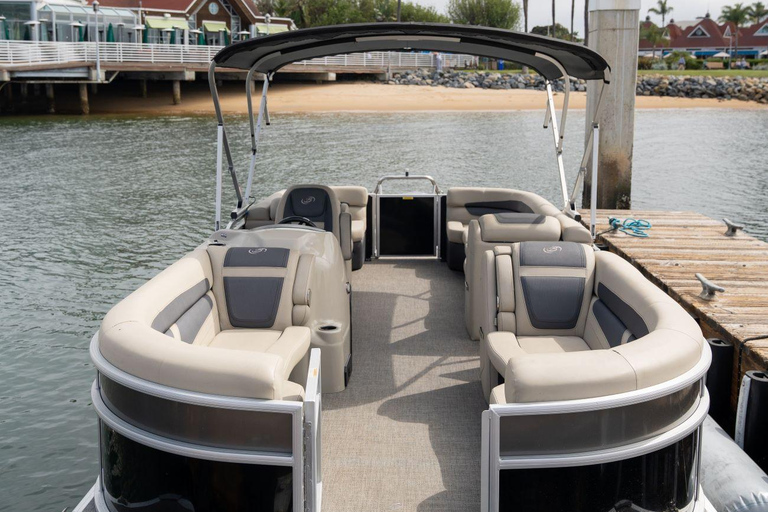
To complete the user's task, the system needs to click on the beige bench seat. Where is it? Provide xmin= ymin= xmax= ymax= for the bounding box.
xmin=479 ymin=242 xmax=706 ymax=404
xmin=208 ymin=327 xmax=310 ymax=378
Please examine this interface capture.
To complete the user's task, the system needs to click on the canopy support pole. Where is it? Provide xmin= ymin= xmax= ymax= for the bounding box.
xmin=215 ymin=123 xmax=223 ymax=231
xmin=590 ymin=122 xmax=600 ymax=240
xmin=536 ymin=53 xmax=571 ymax=153
xmin=570 ymin=81 xmax=607 ymax=209
xmin=208 ymin=60 xmax=243 ymax=229
xmin=245 ymin=69 xmax=269 ymax=202
xmin=545 ymin=81 xmax=570 ymax=212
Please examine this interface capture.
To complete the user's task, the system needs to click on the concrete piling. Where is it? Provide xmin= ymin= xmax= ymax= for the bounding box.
xmin=90 ymin=83 xmax=98 ymax=95
xmin=172 ymin=80 xmax=181 ymax=105
xmin=79 ymin=83 xmax=89 ymax=115
xmin=584 ymin=0 xmax=640 ymax=210
xmin=45 ymin=83 xmax=55 ymax=114
xmin=139 ymin=79 xmax=147 ymax=98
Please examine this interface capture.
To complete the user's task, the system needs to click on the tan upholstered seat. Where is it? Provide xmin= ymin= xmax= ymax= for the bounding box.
xmin=98 ymin=245 xmax=319 ymax=401
xmin=457 ymin=188 xmax=592 ymax=341
xmin=479 ymin=242 xmax=705 ymax=403
xmin=332 ymin=186 xmax=368 ymax=271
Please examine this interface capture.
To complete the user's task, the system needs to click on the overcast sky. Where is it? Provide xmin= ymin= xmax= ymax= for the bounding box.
xmin=422 ymin=0 xmax=733 ymax=36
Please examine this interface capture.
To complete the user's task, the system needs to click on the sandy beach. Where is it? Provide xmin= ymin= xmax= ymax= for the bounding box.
xmin=44 ymin=81 xmax=768 ymax=115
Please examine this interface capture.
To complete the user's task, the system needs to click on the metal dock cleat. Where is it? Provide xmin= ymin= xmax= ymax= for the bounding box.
xmin=696 ymin=273 xmax=725 ymax=301
xmin=723 ymin=218 xmax=745 ymax=237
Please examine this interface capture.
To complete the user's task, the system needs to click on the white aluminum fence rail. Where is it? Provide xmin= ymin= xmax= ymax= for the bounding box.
xmin=0 ymin=40 xmax=479 ymax=69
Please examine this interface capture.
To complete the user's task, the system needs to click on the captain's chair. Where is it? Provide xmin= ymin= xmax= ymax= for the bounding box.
xmin=276 ymin=185 xmax=353 ymax=269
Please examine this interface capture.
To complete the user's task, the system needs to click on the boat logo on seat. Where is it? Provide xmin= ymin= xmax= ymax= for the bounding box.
xmin=301 ymin=196 xmax=316 ymax=205
xmin=543 ymin=245 xmax=562 ymax=254
xmin=248 ymin=248 xmax=267 ymax=255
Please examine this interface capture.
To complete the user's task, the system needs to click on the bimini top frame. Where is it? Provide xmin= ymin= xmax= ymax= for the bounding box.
xmin=207 ymin=23 xmax=612 ymax=236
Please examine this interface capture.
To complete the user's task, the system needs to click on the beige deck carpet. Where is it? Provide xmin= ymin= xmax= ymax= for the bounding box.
xmin=321 ymin=259 xmax=487 ymax=512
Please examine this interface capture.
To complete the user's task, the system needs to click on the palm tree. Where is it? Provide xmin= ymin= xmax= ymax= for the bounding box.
xmin=648 ymin=0 xmax=674 ymax=26
xmin=584 ymin=0 xmax=589 ymax=45
xmin=522 ymin=0 xmax=528 ymax=32
xmin=749 ymin=2 xmax=768 ymax=23
xmin=720 ymin=3 xmax=752 ymax=66
xmin=640 ymin=23 xmax=669 ymax=60
xmin=551 ymin=0 xmax=556 ymax=38
xmin=571 ymin=0 xmax=576 ymax=41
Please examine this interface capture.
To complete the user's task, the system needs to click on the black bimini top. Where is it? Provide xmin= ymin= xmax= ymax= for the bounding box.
xmin=212 ymin=23 xmax=611 ymax=83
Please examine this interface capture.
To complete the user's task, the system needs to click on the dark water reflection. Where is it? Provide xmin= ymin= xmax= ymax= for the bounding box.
xmin=0 ymin=109 xmax=765 ymax=510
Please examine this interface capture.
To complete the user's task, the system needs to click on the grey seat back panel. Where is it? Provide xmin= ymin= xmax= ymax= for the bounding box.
xmin=597 ymin=282 xmax=650 ymax=338
xmin=591 ymin=298 xmax=628 ymax=348
xmin=224 ymin=276 xmax=284 ymax=328
xmin=466 ymin=200 xmax=535 ymax=216
xmin=167 ymin=295 xmax=214 ymax=342
xmin=151 ymin=278 xmax=210 ymax=333
xmin=283 ymin=187 xmax=334 ymax=233
xmin=513 ymin=242 xmax=595 ymax=337
xmin=520 ymin=276 xmax=585 ymax=330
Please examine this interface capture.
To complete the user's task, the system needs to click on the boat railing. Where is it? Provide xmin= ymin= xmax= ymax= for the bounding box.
xmin=0 ymin=40 xmax=478 ymax=69
xmin=481 ymin=345 xmax=712 ymax=512
xmin=89 ymin=332 xmax=322 ymax=512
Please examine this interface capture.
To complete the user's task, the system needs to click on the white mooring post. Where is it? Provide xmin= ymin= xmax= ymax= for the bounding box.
xmin=584 ymin=0 xmax=640 ymax=210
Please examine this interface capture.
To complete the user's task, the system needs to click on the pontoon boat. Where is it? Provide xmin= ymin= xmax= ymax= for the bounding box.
xmin=74 ymin=23 xmax=713 ymax=512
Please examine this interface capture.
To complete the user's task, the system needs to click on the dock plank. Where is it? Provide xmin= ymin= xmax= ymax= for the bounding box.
xmin=585 ymin=209 xmax=768 ymax=411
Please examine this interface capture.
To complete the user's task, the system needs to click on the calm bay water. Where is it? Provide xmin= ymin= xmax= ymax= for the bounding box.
xmin=0 ymin=109 xmax=766 ymax=510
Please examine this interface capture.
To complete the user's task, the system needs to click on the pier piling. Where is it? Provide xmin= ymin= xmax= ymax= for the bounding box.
xmin=45 ymin=83 xmax=55 ymax=114
xmin=172 ymin=80 xmax=181 ymax=105
xmin=584 ymin=0 xmax=640 ymax=210
xmin=139 ymin=80 xmax=147 ymax=98
xmin=90 ymin=83 xmax=98 ymax=95
xmin=79 ymin=83 xmax=89 ymax=115
xmin=20 ymin=83 xmax=28 ymax=105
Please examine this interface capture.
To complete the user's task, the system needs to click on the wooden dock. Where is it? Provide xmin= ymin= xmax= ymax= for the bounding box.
xmin=587 ymin=210 xmax=768 ymax=408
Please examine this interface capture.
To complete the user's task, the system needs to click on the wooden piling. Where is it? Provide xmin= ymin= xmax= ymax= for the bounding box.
xmin=172 ymin=80 xmax=181 ymax=105
xmin=139 ymin=79 xmax=147 ymax=98
xmin=90 ymin=83 xmax=98 ymax=95
xmin=79 ymin=83 xmax=89 ymax=115
xmin=20 ymin=83 xmax=28 ymax=104
xmin=584 ymin=0 xmax=640 ymax=210
xmin=45 ymin=83 xmax=55 ymax=114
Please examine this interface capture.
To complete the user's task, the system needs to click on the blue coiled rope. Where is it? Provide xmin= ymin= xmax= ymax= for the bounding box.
xmin=600 ymin=217 xmax=652 ymax=238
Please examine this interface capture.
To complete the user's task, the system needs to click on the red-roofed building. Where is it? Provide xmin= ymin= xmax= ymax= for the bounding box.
xmin=84 ymin=0 xmax=294 ymax=44
xmin=639 ymin=12 xmax=768 ymax=59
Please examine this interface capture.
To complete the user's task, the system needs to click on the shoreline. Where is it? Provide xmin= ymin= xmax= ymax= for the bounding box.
xmin=4 ymin=81 xmax=768 ymax=117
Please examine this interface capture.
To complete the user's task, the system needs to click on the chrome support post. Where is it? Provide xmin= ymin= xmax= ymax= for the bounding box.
xmin=590 ymin=122 xmax=599 ymax=240
xmin=215 ymin=124 xmax=224 ymax=231
xmin=535 ymin=53 xmax=571 ymax=153
xmin=244 ymin=72 xmax=269 ymax=201
xmin=545 ymin=81 xmax=570 ymax=211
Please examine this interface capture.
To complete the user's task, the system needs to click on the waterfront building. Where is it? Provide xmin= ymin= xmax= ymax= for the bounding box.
xmin=639 ymin=12 xmax=768 ymax=58
xmin=0 ymin=0 xmax=293 ymax=43
xmin=0 ymin=0 xmax=136 ymax=41
xmin=83 ymin=0 xmax=295 ymax=44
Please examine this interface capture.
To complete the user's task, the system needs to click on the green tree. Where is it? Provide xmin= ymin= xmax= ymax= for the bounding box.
xmin=749 ymin=1 xmax=768 ymax=22
xmin=648 ymin=0 xmax=674 ymax=26
xmin=719 ymin=3 xmax=752 ymax=64
xmin=640 ymin=23 xmax=669 ymax=60
xmin=531 ymin=22 xmax=580 ymax=41
xmin=447 ymin=0 xmax=521 ymax=29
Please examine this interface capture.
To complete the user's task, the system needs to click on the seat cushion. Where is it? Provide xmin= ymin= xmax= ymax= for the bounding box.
xmin=490 ymin=384 xmax=506 ymax=405
xmin=479 ymin=213 xmax=561 ymax=243
xmin=517 ymin=335 xmax=591 ymax=354
xmin=447 ymin=221 xmax=468 ymax=244
xmin=351 ymin=219 xmax=365 ymax=242
xmin=209 ymin=326 xmax=310 ymax=380
xmin=488 ymin=332 xmax=591 ymax=376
